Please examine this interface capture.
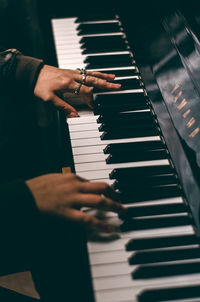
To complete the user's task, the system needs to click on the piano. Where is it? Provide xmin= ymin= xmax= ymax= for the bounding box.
xmin=8 ymin=1 xmax=195 ymax=301
xmin=47 ymin=3 xmax=200 ymax=301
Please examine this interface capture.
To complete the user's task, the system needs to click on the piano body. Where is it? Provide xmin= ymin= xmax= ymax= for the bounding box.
xmin=4 ymin=1 xmax=200 ymax=301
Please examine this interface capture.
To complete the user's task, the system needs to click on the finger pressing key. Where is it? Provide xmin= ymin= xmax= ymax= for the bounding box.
xmin=63 ymin=208 xmax=114 ymax=233
xmin=75 ymin=193 xmax=127 ymax=215
xmin=79 ymin=181 xmax=120 ymax=201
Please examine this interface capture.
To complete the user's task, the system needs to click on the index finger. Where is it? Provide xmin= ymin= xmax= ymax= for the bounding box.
xmin=79 ymin=181 xmax=121 ymax=202
xmin=87 ymin=71 xmax=116 ymax=81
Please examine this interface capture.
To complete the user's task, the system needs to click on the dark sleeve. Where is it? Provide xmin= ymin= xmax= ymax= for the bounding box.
xmin=0 ymin=48 xmax=44 ymax=96
xmin=0 ymin=179 xmax=41 ymax=275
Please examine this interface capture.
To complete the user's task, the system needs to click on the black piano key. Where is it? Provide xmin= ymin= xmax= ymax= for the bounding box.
xmin=80 ymin=33 xmax=125 ymax=44
xmin=110 ymin=165 xmax=175 ymax=179
xmin=93 ymin=68 xmax=138 ymax=77
xmin=113 ymin=174 xmax=177 ymax=189
xmin=84 ymin=53 xmax=132 ymax=64
xmin=100 ymin=126 xmax=158 ymax=140
xmin=138 ymin=285 xmax=200 ymax=302
xmin=93 ymin=77 xmax=141 ymax=93
xmin=77 ymin=22 xmax=121 ymax=35
xmin=106 ymin=149 xmax=167 ymax=163
xmin=126 ymin=234 xmax=199 ymax=251
xmin=96 ymin=110 xmax=150 ymax=124
xmin=132 ymin=261 xmax=200 ymax=279
xmin=120 ymin=214 xmax=191 ymax=232
xmin=80 ymin=35 xmax=127 ymax=52
xmin=94 ymin=102 xmax=148 ymax=114
xmin=99 ymin=118 xmax=154 ymax=132
xmin=82 ymin=46 xmax=127 ymax=54
xmin=100 ymin=119 xmax=155 ymax=132
xmin=104 ymin=141 xmax=164 ymax=154
xmin=129 ymin=247 xmax=200 ymax=265
xmin=75 ymin=14 xmax=117 ymax=23
xmin=125 ymin=203 xmax=188 ymax=218
xmin=85 ymin=54 xmax=133 ymax=69
xmin=119 ymin=184 xmax=182 ymax=203
xmin=94 ymin=93 xmax=146 ymax=107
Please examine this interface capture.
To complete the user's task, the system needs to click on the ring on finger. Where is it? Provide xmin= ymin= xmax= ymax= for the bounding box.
xmin=77 ymin=68 xmax=87 ymax=75
xmin=82 ymin=73 xmax=87 ymax=84
xmin=74 ymin=83 xmax=82 ymax=95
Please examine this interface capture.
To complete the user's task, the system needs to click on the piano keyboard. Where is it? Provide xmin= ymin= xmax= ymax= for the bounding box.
xmin=51 ymin=15 xmax=200 ymax=302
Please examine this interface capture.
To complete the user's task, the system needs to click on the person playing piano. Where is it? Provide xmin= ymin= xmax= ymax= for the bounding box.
xmin=0 ymin=48 xmax=126 ymax=301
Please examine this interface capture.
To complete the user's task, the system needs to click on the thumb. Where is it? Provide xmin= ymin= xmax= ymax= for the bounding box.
xmin=51 ymin=94 xmax=79 ymax=117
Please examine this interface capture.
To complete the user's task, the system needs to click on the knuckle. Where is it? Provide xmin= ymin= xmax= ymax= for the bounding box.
xmin=97 ymin=195 xmax=107 ymax=208
xmin=43 ymin=92 xmax=54 ymax=102
xmin=84 ymin=86 xmax=92 ymax=94
xmin=60 ymin=76 xmax=71 ymax=86
xmin=82 ymin=214 xmax=92 ymax=226
xmin=101 ymin=182 xmax=109 ymax=192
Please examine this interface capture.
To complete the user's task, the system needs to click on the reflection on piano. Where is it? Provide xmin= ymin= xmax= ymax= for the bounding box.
xmin=49 ymin=4 xmax=200 ymax=302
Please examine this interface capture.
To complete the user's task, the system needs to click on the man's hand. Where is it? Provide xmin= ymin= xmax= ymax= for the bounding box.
xmin=26 ymin=173 xmax=126 ymax=233
xmin=34 ymin=65 xmax=121 ymax=117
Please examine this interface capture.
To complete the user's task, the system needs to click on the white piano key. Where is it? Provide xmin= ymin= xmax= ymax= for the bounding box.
xmin=55 ymin=48 xmax=83 ymax=55
xmin=95 ymin=286 xmax=137 ymax=302
xmin=73 ymin=153 xmax=107 ymax=163
xmin=78 ymin=169 xmax=113 ymax=179
xmin=59 ymin=63 xmax=86 ymax=70
xmin=71 ymin=136 xmax=161 ymax=147
xmin=80 ymin=32 xmax=125 ymax=38
xmin=91 ymin=178 xmax=114 ymax=185
xmin=88 ymin=66 xmax=137 ymax=72
xmin=88 ymin=238 xmax=129 ymax=253
xmin=79 ymin=20 xmax=119 ymax=25
xmin=73 ymin=145 xmax=106 ymax=155
xmin=89 ymin=249 xmax=132 ymax=265
xmin=58 ymin=58 xmax=87 ymax=65
xmin=75 ymin=159 xmax=169 ymax=172
xmin=58 ymin=63 xmax=86 ymax=70
xmin=70 ymin=130 xmax=100 ymax=139
xmin=91 ymin=261 xmax=133 ymax=278
xmin=68 ymin=123 xmax=99 ymax=132
xmin=67 ymin=115 xmax=98 ymax=124
xmin=125 ymin=196 xmax=185 ymax=207
xmin=120 ymin=225 xmax=195 ymax=240
xmin=94 ymin=88 xmax=144 ymax=96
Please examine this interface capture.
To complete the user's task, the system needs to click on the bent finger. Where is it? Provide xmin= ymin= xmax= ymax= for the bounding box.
xmin=75 ymin=69 xmax=116 ymax=81
xmin=62 ymin=208 xmax=114 ymax=232
xmin=82 ymin=75 xmax=121 ymax=90
xmin=74 ymin=193 xmax=126 ymax=215
xmin=79 ymin=181 xmax=120 ymax=201
xmin=51 ymin=94 xmax=78 ymax=117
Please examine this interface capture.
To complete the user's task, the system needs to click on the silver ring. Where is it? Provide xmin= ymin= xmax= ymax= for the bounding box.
xmin=82 ymin=73 xmax=87 ymax=84
xmin=77 ymin=68 xmax=87 ymax=75
xmin=74 ymin=83 xmax=82 ymax=95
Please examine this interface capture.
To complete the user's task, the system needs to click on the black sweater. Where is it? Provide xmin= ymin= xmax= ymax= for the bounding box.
xmin=0 ymin=49 xmax=44 ymax=274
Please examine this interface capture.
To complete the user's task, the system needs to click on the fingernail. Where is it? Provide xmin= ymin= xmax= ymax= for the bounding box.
xmin=69 ymin=112 xmax=78 ymax=118
xmin=116 ymin=84 xmax=121 ymax=88
xmin=119 ymin=205 xmax=128 ymax=214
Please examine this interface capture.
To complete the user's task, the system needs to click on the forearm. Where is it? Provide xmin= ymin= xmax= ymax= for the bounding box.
xmin=0 ymin=48 xmax=44 ymax=96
